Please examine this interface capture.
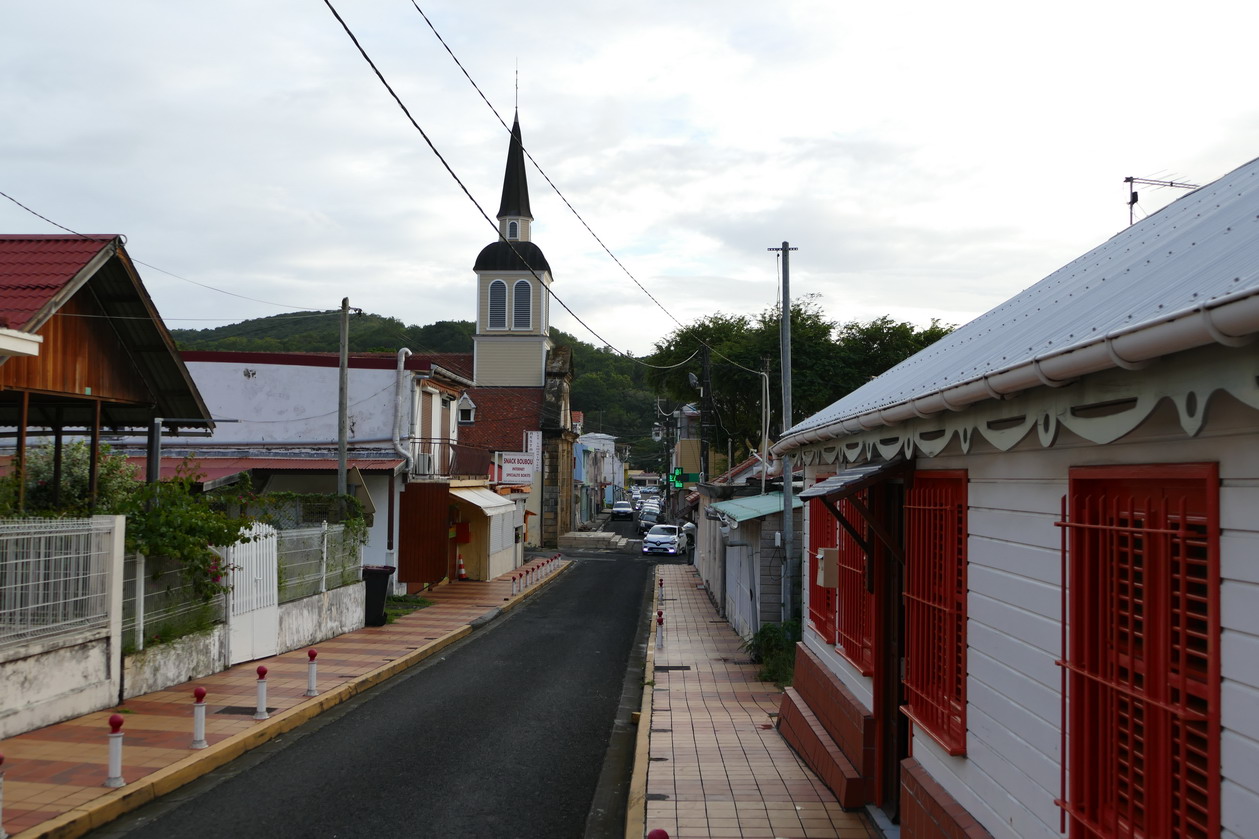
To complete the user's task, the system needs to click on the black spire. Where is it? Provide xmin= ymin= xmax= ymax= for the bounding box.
xmin=497 ymin=112 xmax=532 ymax=220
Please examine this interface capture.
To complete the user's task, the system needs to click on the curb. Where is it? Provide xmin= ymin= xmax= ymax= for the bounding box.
xmin=623 ymin=565 xmax=659 ymax=839
xmin=17 ymin=560 xmax=574 ymax=839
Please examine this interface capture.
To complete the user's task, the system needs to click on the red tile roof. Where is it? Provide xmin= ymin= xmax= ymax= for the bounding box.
xmin=0 ymin=235 xmax=117 ymax=330
xmin=458 ymin=387 xmax=544 ymax=452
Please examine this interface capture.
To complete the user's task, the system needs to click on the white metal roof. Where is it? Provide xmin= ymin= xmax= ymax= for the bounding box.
xmin=780 ymin=155 xmax=1259 ymax=450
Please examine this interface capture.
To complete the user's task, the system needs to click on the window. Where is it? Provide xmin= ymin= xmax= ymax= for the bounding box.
xmin=835 ymin=490 xmax=875 ymax=675
xmin=458 ymin=407 xmax=474 ymax=424
xmin=901 ymin=471 xmax=968 ymax=754
xmin=488 ymin=280 xmax=506 ymax=329
xmin=508 ymin=220 xmax=519 ymax=239
xmin=1061 ymin=464 xmax=1219 ymax=839
xmin=513 ymin=280 xmax=531 ymax=329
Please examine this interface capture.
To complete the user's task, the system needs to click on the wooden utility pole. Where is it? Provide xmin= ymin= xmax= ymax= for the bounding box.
xmin=337 ymin=298 xmax=349 ymax=503
xmin=768 ymin=241 xmax=798 ymax=624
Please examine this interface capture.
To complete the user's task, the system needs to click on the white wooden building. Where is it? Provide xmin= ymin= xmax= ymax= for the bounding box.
xmin=773 ymin=156 xmax=1259 ymax=838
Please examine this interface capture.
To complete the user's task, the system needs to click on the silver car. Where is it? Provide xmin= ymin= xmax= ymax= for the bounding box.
xmin=642 ymin=524 xmax=684 ymax=555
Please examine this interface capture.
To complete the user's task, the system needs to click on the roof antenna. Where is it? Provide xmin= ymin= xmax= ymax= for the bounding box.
xmin=1124 ymin=175 xmax=1199 ymax=226
xmin=515 ymin=60 xmax=519 ymax=111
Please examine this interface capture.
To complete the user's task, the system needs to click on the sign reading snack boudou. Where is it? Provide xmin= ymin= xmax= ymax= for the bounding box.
xmin=499 ymin=452 xmax=536 ymax=484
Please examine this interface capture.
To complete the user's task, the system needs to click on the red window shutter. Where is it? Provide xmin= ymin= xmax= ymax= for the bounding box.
xmin=808 ymin=486 xmax=839 ymax=645
xmin=835 ymin=490 xmax=875 ymax=675
xmin=1061 ymin=464 xmax=1220 ymax=839
xmin=901 ymin=470 xmax=968 ymax=754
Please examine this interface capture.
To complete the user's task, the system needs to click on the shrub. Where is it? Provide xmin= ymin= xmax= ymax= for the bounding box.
xmin=741 ymin=620 xmax=800 ymax=687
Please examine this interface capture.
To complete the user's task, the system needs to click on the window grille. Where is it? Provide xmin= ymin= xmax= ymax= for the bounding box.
xmin=488 ymin=280 xmax=506 ymax=329
xmin=1058 ymin=464 xmax=1220 ymax=839
xmin=901 ymin=471 xmax=968 ymax=754
xmin=808 ymin=489 xmax=838 ymax=644
xmin=513 ymin=280 xmax=531 ymax=330
xmin=835 ymin=490 xmax=875 ymax=675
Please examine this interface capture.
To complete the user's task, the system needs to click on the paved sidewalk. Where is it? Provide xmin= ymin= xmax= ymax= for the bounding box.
xmin=630 ymin=565 xmax=880 ymax=839
xmin=0 ymin=554 xmax=568 ymax=839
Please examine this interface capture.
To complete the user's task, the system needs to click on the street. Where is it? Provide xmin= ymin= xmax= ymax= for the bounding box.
xmin=87 ymin=544 xmax=664 ymax=839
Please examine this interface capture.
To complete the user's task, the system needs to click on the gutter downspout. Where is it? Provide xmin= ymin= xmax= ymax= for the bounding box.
xmin=391 ymin=349 xmax=413 ymax=569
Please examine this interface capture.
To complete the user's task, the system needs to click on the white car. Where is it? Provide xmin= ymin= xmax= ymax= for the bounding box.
xmin=642 ymin=524 xmax=685 ymax=555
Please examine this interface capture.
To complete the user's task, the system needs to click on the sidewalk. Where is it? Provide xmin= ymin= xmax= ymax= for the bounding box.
xmin=0 ymin=554 xmax=568 ymax=839
xmin=629 ymin=564 xmax=880 ymax=839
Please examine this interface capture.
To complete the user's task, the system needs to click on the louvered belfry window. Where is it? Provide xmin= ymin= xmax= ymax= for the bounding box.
xmin=1060 ymin=464 xmax=1220 ymax=839
xmin=807 ymin=488 xmax=838 ymax=645
xmin=901 ymin=470 xmax=968 ymax=754
xmin=488 ymin=280 xmax=507 ymax=329
xmin=834 ymin=490 xmax=875 ymax=675
xmin=513 ymin=280 xmax=531 ymax=329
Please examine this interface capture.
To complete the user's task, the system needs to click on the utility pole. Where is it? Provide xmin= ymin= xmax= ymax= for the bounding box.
xmin=337 ymin=298 xmax=349 ymax=503
xmin=768 ymin=241 xmax=798 ymax=624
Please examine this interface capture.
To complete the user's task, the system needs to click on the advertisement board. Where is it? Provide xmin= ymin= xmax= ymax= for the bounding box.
xmin=499 ymin=451 xmax=536 ymax=484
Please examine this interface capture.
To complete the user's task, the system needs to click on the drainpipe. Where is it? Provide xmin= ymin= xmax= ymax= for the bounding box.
xmin=393 ymin=348 xmax=413 ymax=474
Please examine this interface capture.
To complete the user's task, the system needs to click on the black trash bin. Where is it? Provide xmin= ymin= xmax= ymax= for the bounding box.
xmin=362 ymin=565 xmax=396 ymax=627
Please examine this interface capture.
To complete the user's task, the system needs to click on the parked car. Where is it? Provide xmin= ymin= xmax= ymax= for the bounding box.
xmin=642 ymin=524 xmax=684 ymax=555
xmin=637 ymin=509 xmax=660 ymax=533
xmin=610 ymin=501 xmax=634 ymax=520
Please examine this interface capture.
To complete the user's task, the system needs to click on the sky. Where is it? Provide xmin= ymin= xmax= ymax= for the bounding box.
xmin=3 ymin=1 xmax=1257 ymax=359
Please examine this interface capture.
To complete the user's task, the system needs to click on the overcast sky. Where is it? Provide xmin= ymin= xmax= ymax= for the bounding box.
xmin=3 ymin=1 xmax=1256 ymax=358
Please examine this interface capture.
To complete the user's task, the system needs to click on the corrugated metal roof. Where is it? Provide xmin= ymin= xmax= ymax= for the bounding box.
xmin=709 ymin=492 xmax=801 ymax=523
xmin=787 ymin=156 xmax=1259 ymax=439
xmin=451 ymin=486 xmax=515 ymax=514
xmin=127 ymin=456 xmax=404 ymax=482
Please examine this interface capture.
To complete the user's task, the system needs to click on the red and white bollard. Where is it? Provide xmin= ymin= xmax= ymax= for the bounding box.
xmin=655 ymin=610 xmax=665 ymax=649
xmin=659 ymin=577 xmax=664 ymax=599
xmin=511 ymin=574 xmax=519 ymax=596
xmin=647 ymin=830 xmax=670 ymax=839
xmin=105 ymin=713 xmax=125 ymax=788
xmin=305 ymin=649 xmax=319 ymax=697
xmin=191 ymin=686 xmax=208 ymax=749
xmin=254 ymin=665 xmax=270 ymax=720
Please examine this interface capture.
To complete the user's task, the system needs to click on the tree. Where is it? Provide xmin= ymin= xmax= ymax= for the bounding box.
xmin=646 ymin=299 xmax=953 ymax=462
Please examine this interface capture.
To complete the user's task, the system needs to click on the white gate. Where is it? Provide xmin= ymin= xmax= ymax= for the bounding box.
xmin=224 ymin=522 xmax=279 ymax=664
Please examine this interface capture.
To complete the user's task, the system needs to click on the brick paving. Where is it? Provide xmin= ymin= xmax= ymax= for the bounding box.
xmin=640 ymin=564 xmax=879 ymax=839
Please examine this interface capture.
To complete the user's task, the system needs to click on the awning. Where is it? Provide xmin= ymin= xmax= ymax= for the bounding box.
xmin=798 ymin=458 xmax=911 ymax=501
xmin=450 ymin=487 xmax=515 ymax=516
xmin=709 ymin=492 xmax=803 ymax=524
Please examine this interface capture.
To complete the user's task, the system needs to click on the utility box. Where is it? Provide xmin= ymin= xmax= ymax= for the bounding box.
xmin=816 ymin=548 xmax=839 ymax=588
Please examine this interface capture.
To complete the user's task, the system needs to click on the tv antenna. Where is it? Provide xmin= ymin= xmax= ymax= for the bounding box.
xmin=1125 ymin=175 xmax=1200 ymax=226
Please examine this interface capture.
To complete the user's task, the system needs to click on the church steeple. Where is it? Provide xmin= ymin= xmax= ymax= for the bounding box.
xmin=497 ymin=112 xmax=532 ymax=240
xmin=472 ymin=110 xmax=553 ymax=388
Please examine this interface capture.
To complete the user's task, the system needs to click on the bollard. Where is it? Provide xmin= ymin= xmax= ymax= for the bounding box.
xmin=254 ymin=665 xmax=270 ymax=720
xmin=305 ymin=649 xmax=319 ymax=697
xmin=1 ymin=752 xmax=7 ymax=839
xmin=512 ymin=574 xmax=519 ymax=596
xmin=659 ymin=577 xmax=664 ymax=598
xmin=105 ymin=714 xmax=125 ymax=788
xmin=191 ymin=687 xmax=208 ymax=749
xmin=647 ymin=830 xmax=670 ymax=839
xmin=655 ymin=611 xmax=664 ymax=649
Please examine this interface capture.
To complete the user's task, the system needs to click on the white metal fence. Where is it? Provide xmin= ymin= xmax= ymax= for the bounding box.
xmin=122 ymin=553 xmax=225 ymax=652
xmin=276 ymin=523 xmax=361 ymax=603
xmin=0 ymin=517 xmax=116 ymax=651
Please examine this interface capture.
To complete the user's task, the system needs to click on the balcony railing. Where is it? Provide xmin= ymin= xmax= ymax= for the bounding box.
xmin=409 ymin=438 xmax=492 ymax=479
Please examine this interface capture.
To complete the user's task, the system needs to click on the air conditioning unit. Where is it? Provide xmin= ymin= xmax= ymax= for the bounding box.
xmin=412 ymin=452 xmax=434 ymax=476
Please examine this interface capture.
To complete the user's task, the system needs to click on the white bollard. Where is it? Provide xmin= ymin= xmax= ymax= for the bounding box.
xmin=655 ymin=611 xmax=664 ymax=649
xmin=305 ymin=649 xmax=319 ymax=697
xmin=105 ymin=714 xmax=125 ymax=787
xmin=191 ymin=687 xmax=208 ymax=749
xmin=512 ymin=574 xmax=519 ymax=596
xmin=254 ymin=665 xmax=270 ymax=720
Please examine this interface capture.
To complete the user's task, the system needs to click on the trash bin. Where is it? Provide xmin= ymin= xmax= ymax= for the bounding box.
xmin=361 ymin=565 xmax=396 ymax=627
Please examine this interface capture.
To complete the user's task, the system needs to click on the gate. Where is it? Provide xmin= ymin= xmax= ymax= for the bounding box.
xmin=224 ymin=522 xmax=279 ymax=664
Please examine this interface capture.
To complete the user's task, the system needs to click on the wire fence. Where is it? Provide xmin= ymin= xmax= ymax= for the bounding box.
xmin=122 ymin=553 xmax=224 ymax=652
xmin=0 ymin=517 xmax=116 ymax=653
xmin=276 ymin=523 xmax=362 ymax=603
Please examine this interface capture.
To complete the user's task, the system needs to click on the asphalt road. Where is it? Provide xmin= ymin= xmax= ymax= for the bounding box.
xmin=88 ymin=545 xmax=661 ymax=839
